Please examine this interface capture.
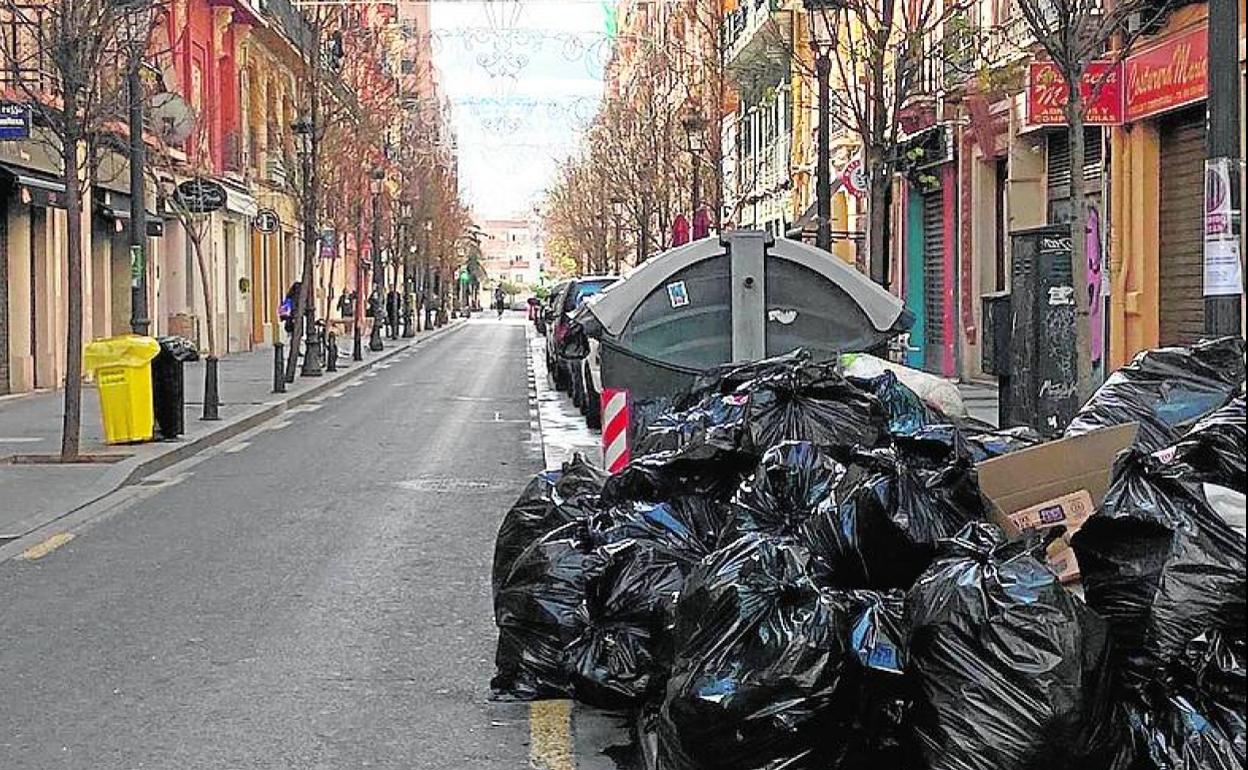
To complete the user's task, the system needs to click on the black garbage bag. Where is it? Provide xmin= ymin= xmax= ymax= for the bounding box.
xmin=724 ymin=441 xmax=845 ymax=541
xmin=1072 ymin=449 xmax=1246 ymax=690
xmin=564 ymin=498 xmax=729 ymax=707
xmin=1123 ymin=631 xmax=1245 ymax=770
xmin=658 ymin=535 xmax=865 ymax=770
xmin=1122 ymin=691 xmax=1244 ymax=770
xmin=1164 ymin=394 xmax=1246 ymax=490
xmin=847 ymin=370 xmax=944 ymax=438
xmin=156 ymin=335 xmax=200 ymax=361
xmin=601 ymin=445 xmax=752 ymax=506
xmin=491 ymin=521 xmax=606 ymax=700
xmin=564 ymin=539 xmax=679 ymax=707
xmin=492 ymin=453 xmax=608 ymax=591
xmin=963 ymin=425 xmax=1044 ymax=461
xmin=633 ymin=391 xmax=750 ymax=460
xmin=737 ymin=363 xmax=885 ymax=457
xmin=1065 ymin=337 xmax=1245 ymax=453
xmin=680 ymin=349 xmax=816 ymax=409
xmin=905 ymin=522 xmax=1124 ymax=770
xmin=803 ymin=426 xmax=989 ymax=590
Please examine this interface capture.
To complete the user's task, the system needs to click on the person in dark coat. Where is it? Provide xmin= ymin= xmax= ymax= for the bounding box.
xmin=386 ymin=288 xmax=401 ymax=339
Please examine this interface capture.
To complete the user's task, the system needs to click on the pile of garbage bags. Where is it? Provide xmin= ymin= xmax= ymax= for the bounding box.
xmin=491 ymin=341 xmax=1246 ymax=770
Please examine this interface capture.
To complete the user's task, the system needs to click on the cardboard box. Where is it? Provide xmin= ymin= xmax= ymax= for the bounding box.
xmin=976 ymin=423 xmax=1139 ymax=582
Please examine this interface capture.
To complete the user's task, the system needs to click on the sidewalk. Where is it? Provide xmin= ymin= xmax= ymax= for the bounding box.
xmin=0 ymin=322 xmax=463 ymax=542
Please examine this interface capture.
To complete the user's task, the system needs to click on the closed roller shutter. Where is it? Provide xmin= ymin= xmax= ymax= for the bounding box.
xmin=1158 ymin=107 xmax=1206 ymax=346
xmin=922 ymin=190 xmax=945 ymax=374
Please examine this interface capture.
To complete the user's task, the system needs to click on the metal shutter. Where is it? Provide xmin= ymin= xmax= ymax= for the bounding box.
xmin=0 ymin=196 xmax=7 ymax=394
xmin=922 ymin=190 xmax=945 ymax=374
xmin=1158 ymin=108 xmax=1206 ymax=346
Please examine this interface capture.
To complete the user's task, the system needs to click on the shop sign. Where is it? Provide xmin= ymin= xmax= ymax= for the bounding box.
xmin=841 ymin=158 xmax=867 ymax=197
xmin=0 ymin=102 xmax=31 ymax=141
xmin=1027 ymin=61 xmax=1124 ymax=125
xmin=174 ymin=178 xmax=227 ymax=214
xmin=1124 ymin=26 xmax=1208 ymax=122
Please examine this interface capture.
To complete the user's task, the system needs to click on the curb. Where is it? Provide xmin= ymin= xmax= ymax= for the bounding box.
xmin=3 ymin=319 xmax=467 ymax=543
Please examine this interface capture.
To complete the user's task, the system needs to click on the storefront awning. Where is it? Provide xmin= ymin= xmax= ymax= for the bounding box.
xmin=219 ymin=179 xmax=258 ymax=217
xmin=0 ymin=163 xmax=67 ymax=209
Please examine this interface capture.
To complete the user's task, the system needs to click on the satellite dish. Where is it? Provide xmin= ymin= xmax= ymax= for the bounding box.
xmin=149 ymin=92 xmax=194 ymax=144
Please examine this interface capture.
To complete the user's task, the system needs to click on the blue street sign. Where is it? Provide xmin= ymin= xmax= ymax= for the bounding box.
xmin=0 ymin=103 xmax=31 ymax=141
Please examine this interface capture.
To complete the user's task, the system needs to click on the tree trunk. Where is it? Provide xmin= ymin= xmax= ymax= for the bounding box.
xmin=865 ymin=155 xmax=888 ymax=287
xmin=60 ymin=127 xmax=84 ymax=460
xmin=1063 ymin=90 xmax=1094 ymax=400
xmin=189 ymin=229 xmax=219 ymax=358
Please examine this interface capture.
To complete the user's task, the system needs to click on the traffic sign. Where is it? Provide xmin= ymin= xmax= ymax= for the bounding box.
xmin=842 ymin=158 xmax=867 ymax=198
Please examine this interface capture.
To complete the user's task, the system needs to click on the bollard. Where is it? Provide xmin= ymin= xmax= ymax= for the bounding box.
xmin=326 ymin=332 xmax=338 ymax=372
xmin=273 ymin=342 xmax=287 ymax=393
xmin=352 ymin=322 xmax=363 ymax=361
xmin=202 ymin=356 xmax=221 ymax=421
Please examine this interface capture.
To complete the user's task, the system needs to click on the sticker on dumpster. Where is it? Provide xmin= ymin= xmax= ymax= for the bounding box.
xmin=1047 ymin=286 xmax=1075 ymax=306
xmin=666 ymin=281 xmax=689 ymax=309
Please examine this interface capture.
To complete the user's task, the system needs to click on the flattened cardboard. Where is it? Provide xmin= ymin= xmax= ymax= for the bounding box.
xmin=976 ymin=423 xmax=1139 ymax=581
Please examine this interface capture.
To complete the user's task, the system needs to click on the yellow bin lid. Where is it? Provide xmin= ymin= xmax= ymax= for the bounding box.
xmin=84 ymin=335 xmax=161 ymax=371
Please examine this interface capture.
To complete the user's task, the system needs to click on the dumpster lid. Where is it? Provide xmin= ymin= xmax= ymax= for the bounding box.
xmin=581 ymin=232 xmax=908 ymax=338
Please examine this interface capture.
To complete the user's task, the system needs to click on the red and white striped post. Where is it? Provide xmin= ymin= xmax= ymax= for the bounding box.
xmin=601 ymin=388 xmax=631 ymax=474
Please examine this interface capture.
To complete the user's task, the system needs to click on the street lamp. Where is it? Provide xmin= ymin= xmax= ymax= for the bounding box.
xmin=681 ymin=109 xmax=705 ymax=240
xmin=122 ymin=0 xmax=154 ymax=337
xmin=805 ymin=0 xmax=838 ymax=253
xmin=611 ymin=197 xmax=625 ymax=274
xmin=421 ymin=218 xmax=435 ymax=330
xmin=369 ymin=167 xmax=386 ymax=351
xmin=292 ymin=115 xmax=323 ymax=376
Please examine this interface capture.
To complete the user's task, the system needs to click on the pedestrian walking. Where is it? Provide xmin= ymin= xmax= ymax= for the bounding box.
xmin=494 ymin=286 xmax=506 ymax=319
xmin=386 ymin=288 xmax=401 ymax=339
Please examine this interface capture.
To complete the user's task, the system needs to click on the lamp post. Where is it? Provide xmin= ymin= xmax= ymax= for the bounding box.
xmin=805 ymin=0 xmax=836 ymax=253
xmin=293 ymin=116 xmax=323 ymax=376
xmin=369 ymin=167 xmax=386 ymax=351
xmin=124 ymin=0 xmax=153 ymax=336
xmin=681 ymin=109 xmax=705 ymax=240
xmin=422 ymin=219 xmax=434 ymax=330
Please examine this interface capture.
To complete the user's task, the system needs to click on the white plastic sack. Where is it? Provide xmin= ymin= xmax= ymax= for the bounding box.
xmin=841 ymin=354 xmax=968 ymax=420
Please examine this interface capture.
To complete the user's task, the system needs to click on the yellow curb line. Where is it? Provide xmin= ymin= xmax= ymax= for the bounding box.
xmin=530 ymin=699 xmax=574 ymax=770
xmin=20 ymin=532 xmax=75 ymax=561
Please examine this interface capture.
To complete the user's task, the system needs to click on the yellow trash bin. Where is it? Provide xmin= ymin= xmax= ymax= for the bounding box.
xmin=84 ymin=335 xmax=161 ymax=444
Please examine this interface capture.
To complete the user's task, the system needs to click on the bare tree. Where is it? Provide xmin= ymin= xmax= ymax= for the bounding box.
xmin=1 ymin=0 xmax=140 ymax=458
xmin=143 ymin=105 xmax=220 ymax=372
xmin=797 ymin=0 xmax=971 ymax=285
xmin=1013 ymin=0 xmax=1166 ymax=396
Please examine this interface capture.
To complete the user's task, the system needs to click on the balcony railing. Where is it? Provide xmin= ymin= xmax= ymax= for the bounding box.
xmin=723 ymin=0 xmax=788 ymax=68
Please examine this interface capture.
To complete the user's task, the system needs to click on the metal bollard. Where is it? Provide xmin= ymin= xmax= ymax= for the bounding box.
xmin=326 ymin=333 xmax=338 ymax=372
xmin=273 ymin=342 xmax=287 ymax=393
xmin=202 ymin=356 xmax=221 ymax=421
xmin=352 ymin=323 xmax=363 ymax=361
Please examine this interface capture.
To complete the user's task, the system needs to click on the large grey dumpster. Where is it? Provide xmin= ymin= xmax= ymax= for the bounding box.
xmin=577 ymin=231 xmax=913 ymax=403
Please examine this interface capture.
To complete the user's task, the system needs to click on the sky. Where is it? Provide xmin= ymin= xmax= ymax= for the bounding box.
xmin=430 ymin=1 xmax=610 ymax=221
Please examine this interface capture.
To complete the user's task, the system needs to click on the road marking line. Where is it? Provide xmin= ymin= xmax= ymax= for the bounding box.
xmin=224 ymin=441 xmax=251 ymax=454
xmin=0 ymin=437 xmax=42 ymax=443
xmin=289 ymin=404 xmax=323 ymax=413
xmin=529 ymin=700 xmax=574 ymax=770
xmin=268 ymin=420 xmax=293 ymax=431
xmin=20 ymin=532 xmax=75 ymax=561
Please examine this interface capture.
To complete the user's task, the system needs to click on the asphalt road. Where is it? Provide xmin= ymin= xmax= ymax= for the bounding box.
xmin=0 ymin=318 xmax=545 ymax=768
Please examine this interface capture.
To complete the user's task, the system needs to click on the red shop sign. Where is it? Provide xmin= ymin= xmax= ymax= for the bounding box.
xmin=1027 ymin=61 xmax=1124 ymax=125
xmin=1124 ymin=26 xmax=1208 ymax=122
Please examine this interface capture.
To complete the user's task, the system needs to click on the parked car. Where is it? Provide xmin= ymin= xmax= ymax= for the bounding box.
xmin=544 ymin=276 xmax=619 ymax=394
xmin=535 ymin=283 xmax=567 ymax=336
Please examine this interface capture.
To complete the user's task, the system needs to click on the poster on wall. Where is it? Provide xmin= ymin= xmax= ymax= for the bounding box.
xmin=1203 ymin=158 xmax=1243 ymax=297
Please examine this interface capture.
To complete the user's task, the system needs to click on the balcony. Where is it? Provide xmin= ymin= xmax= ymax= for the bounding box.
xmin=723 ymin=0 xmax=791 ymax=77
xmin=265 ymin=156 xmax=287 ymax=188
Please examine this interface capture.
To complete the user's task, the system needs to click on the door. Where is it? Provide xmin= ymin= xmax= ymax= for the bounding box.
xmin=922 ymin=190 xmax=945 ymax=374
xmin=1157 ymin=107 xmax=1206 ymax=346
xmin=0 ymin=196 xmax=9 ymax=395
